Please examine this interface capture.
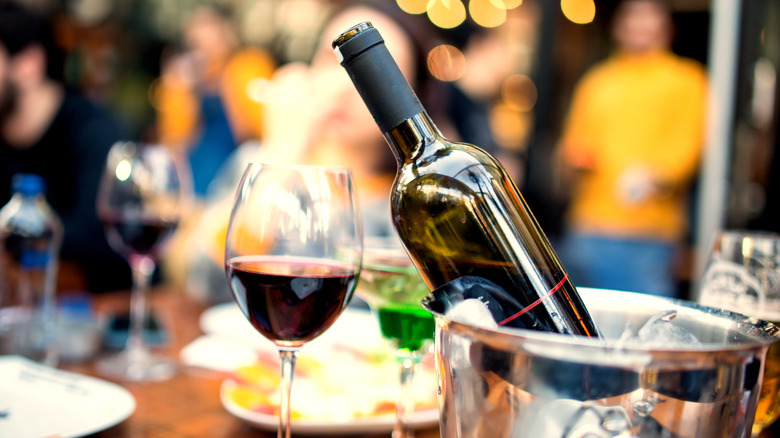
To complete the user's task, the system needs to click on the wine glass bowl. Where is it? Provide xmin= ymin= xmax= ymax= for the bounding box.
xmin=225 ymin=163 xmax=362 ymax=437
xmin=226 ymin=255 xmax=359 ymax=348
xmin=357 ymin=238 xmax=433 ymax=438
xmin=699 ymin=230 xmax=780 ymax=437
xmin=100 ymin=144 xmax=180 ymax=259
xmin=96 ymin=141 xmax=184 ymax=382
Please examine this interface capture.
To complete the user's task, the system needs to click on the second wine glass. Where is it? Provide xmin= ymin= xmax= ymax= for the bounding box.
xmin=225 ymin=163 xmax=362 ymax=438
xmin=96 ymin=141 xmax=184 ymax=382
xmin=358 ymin=236 xmax=434 ymax=438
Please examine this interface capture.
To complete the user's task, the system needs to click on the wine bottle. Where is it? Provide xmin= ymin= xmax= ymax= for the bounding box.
xmin=333 ymin=22 xmax=599 ymax=337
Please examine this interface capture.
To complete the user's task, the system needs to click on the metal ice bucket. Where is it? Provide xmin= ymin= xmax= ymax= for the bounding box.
xmin=422 ymin=288 xmax=780 ymax=438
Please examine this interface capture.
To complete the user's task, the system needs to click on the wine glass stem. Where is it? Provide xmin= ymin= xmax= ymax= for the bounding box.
xmin=127 ymin=255 xmax=155 ymax=362
xmin=394 ymin=357 xmax=416 ymax=438
xmin=278 ymin=349 xmax=298 ymax=438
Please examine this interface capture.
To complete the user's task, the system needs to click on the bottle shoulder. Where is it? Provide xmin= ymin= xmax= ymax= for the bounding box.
xmin=389 ymin=139 xmax=524 ymax=235
xmin=397 ymin=139 xmax=504 ymax=181
xmin=393 ymin=139 xmax=510 ymax=199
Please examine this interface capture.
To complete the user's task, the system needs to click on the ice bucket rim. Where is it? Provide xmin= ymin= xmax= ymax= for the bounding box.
xmin=421 ymin=287 xmax=780 ymax=354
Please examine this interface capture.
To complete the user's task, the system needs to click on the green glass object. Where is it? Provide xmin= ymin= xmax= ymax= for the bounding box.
xmin=359 ymin=245 xmax=434 ymax=353
xmin=357 ymin=241 xmax=433 ymax=438
xmin=377 ymin=305 xmax=435 ymax=352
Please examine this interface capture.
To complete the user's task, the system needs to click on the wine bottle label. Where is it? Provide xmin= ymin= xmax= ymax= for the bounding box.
xmin=20 ymin=249 xmax=49 ymax=270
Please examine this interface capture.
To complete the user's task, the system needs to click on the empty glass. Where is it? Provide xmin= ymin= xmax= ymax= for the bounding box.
xmin=358 ymin=237 xmax=433 ymax=438
xmin=699 ymin=230 xmax=780 ymax=437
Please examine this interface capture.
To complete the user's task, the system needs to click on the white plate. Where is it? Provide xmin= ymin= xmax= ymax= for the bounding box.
xmin=219 ymin=379 xmax=438 ymax=435
xmin=200 ymin=302 xmax=439 ymax=434
xmin=199 ymin=301 xmax=263 ymax=344
xmin=0 ymin=355 xmax=136 ymax=438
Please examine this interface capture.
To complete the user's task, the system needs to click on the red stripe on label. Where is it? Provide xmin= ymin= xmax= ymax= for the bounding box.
xmin=497 ymin=273 xmax=569 ymax=327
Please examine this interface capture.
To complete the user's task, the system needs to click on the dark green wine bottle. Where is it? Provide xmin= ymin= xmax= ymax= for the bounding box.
xmin=333 ymin=22 xmax=599 ymax=337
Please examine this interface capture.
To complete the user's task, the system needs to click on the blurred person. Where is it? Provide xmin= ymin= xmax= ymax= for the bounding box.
xmin=153 ymin=5 xmax=276 ymax=198
xmin=0 ymin=1 xmax=131 ymax=292
xmin=264 ymin=2 xmax=452 ymax=235
xmin=170 ymin=1 xmax=485 ymax=303
xmin=556 ymin=0 xmax=708 ymax=298
xmin=264 ymin=1 xmax=499 ymax=235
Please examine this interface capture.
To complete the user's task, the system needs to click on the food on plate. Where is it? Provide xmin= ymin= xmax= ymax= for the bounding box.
xmin=223 ymin=343 xmax=438 ymax=422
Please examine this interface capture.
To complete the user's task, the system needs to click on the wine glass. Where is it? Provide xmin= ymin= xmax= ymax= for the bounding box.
xmin=96 ymin=141 xmax=185 ymax=381
xmin=698 ymin=230 xmax=780 ymax=437
xmin=224 ymin=163 xmax=362 ymax=438
xmin=358 ymin=236 xmax=433 ymax=438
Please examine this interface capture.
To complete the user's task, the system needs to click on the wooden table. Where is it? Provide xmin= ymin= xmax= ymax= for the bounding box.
xmin=60 ymin=286 xmax=440 ymax=438
xmin=55 ymin=285 xmax=780 ymax=438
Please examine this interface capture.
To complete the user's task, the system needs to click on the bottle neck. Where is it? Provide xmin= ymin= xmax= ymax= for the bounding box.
xmin=384 ymin=112 xmax=442 ymax=164
xmin=14 ymin=192 xmax=44 ymax=205
xmin=335 ymin=24 xmax=425 ymax=133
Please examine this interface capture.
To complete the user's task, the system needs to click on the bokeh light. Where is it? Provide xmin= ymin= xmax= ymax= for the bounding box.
xmin=428 ymin=0 xmax=467 ymax=29
xmin=115 ymin=160 xmax=132 ymax=182
xmin=427 ymin=44 xmax=467 ymax=82
xmin=401 ymin=0 xmax=522 ymax=29
xmin=470 ymin=0 xmax=507 ymax=28
xmin=396 ymin=0 xmax=428 ymax=15
xmin=246 ymin=77 xmax=271 ymax=104
xmin=501 ymin=74 xmax=537 ymax=112
xmin=561 ymin=0 xmax=595 ymax=25
xmin=490 ymin=102 xmax=533 ymax=151
xmin=491 ymin=0 xmax=523 ymax=9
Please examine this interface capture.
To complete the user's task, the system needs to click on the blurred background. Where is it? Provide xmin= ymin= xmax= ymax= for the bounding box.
xmin=5 ymin=0 xmax=779 ymax=299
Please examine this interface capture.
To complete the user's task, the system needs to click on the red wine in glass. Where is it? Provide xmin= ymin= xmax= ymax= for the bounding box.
xmin=102 ymin=215 xmax=178 ymax=259
xmin=95 ymin=142 xmax=185 ymax=382
xmin=224 ymin=163 xmax=362 ymax=438
xmin=226 ymin=255 xmax=357 ymax=343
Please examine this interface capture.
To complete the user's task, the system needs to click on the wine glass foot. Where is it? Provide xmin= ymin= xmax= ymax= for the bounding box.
xmin=96 ymin=349 xmax=176 ymax=382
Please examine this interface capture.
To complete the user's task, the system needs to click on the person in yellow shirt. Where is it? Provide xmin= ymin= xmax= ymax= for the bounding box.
xmin=557 ymin=0 xmax=708 ymax=298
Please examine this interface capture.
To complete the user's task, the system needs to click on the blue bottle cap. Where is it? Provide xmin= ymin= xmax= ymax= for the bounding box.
xmin=11 ymin=173 xmax=46 ymax=196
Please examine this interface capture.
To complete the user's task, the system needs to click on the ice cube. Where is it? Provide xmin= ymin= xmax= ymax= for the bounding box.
xmin=614 ymin=310 xmax=701 ymax=349
xmin=446 ymin=298 xmax=499 ymax=330
xmin=512 ymin=399 xmax=633 ymax=438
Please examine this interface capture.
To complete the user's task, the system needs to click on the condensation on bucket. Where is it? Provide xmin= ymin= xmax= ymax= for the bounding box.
xmin=423 ymin=288 xmax=780 ymax=438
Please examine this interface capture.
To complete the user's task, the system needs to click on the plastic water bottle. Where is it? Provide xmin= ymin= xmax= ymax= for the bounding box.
xmin=0 ymin=174 xmax=63 ymax=366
